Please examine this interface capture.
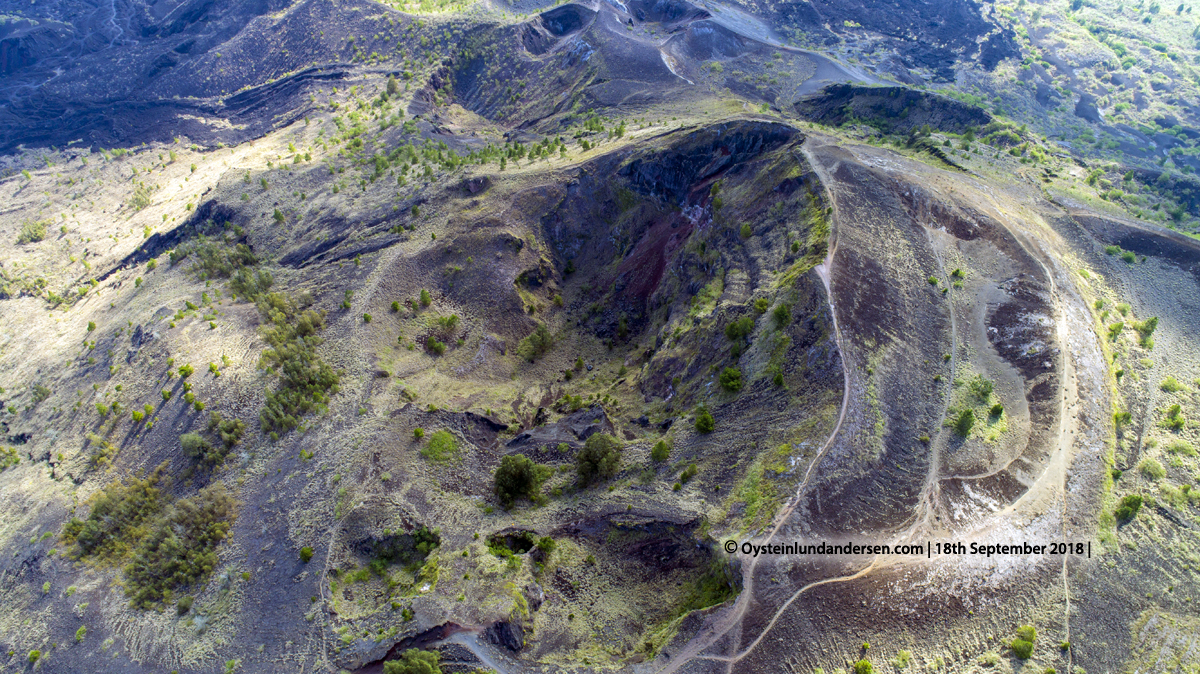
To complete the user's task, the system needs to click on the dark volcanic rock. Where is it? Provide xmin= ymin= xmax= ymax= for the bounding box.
xmin=484 ymin=620 xmax=525 ymax=652
xmin=794 ymin=84 xmax=990 ymax=136
xmin=620 ymin=120 xmax=797 ymax=203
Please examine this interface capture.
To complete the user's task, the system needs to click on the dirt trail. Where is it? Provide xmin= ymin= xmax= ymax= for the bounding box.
xmin=653 ymin=139 xmax=856 ymax=674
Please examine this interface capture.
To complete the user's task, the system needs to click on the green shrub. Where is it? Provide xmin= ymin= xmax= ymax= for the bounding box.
xmin=1011 ymin=638 xmax=1033 ymax=659
xmin=208 ymin=412 xmax=246 ymax=447
xmin=724 ymin=317 xmax=755 ymax=341
xmin=1016 ymin=625 xmax=1037 ymax=642
xmin=1161 ymin=404 xmax=1186 ymax=431
xmin=719 ymin=367 xmax=743 ymax=392
xmin=953 ymin=408 xmax=975 ymax=436
xmin=695 ymin=406 xmax=715 ymax=433
xmin=990 ymin=403 xmax=1004 ymax=417
xmin=517 ymin=324 xmax=553 ymax=362
xmin=0 ymin=445 xmax=18 ymax=471
xmin=17 ymin=220 xmax=48 ymax=244
xmin=177 ymin=595 xmax=194 ymax=615
xmin=255 ymin=293 xmax=339 ymax=435
xmin=62 ymin=464 xmax=168 ymax=559
xmin=680 ymin=463 xmax=698 ymax=484
xmin=494 ymin=454 xmax=551 ymax=507
xmin=181 ymin=432 xmax=231 ymax=468
xmin=125 ymin=483 xmax=237 ymax=608
xmin=383 ymin=648 xmax=441 ymax=674
xmin=739 ymin=223 xmax=752 ymax=239
xmin=435 ymin=314 xmax=459 ymax=332
xmin=300 ymin=546 xmax=314 ymax=563
xmin=86 ymin=433 xmax=119 ymax=468
xmin=1115 ymin=493 xmax=1143 ymax=521
xmin=968 ymin=375 xmax=994 ymax=400
xmin=772 ymin=303 xmax=791 ymax=327
xmin=178 ymin=364 xmax=194 ymax=378
xmin=854 ymin=660 xmax=873 ymax=674
xmin=421 ymin=430 xmax=459 ymax=462
xmin=577 ymin=433 xmax=622 ymax=486
xmin=75 ymin=625 xmax=87 ymax=642
xmin=419 ymin=289 xmax=431 ymax=307
xmin=426 ymin=336 xmax=446 ymax=355
xmin=753 ymin=298 xmax=769 ymax=313
xmin=28 ymin=650 xmax=41 ymax=664
xmin=651 ymin=439 xmax=670 ymax=462
xmin=1132 ymin=316 xmax=1158 ymax=348
xmin=413 ymin=428 xmax=425 ymax=440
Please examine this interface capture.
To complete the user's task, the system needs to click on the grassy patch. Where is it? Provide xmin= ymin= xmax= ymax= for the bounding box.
xmin=689 ymin=272 xmax=725 ymax=318
xmin=421 ymin=430 xmax=460 ymax=462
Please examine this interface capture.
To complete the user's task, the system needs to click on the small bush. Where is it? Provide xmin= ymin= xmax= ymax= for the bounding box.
xmin=953 ymin=408 xmax=975 ymax=436
xmin=17 ymin=220 xmax=48 ymax=244
xmin=177 ymin=595 xmax=194 ymax=615
xmin=1160 ymin=376 xmax=1183 ymax=393
xmin=990 ymin=403 xmax=1004 ymax=417
xmin=28 ymin=650 xmax=41 ymax=664
xmin=419 ymin=289 xmax=431 ymax=307
xmin=0 ymin=446 xmax=19 ymax=471
xmin=1016 ymin=625 xmax=1037 ymax=642
xmin=680 ymin=463 xmax=698 ymax=484
xmin=494 ymin=454 xmax=551 ymax=507
xmin=1011 ymin=638 xmax=1033 ymax=659
xmin=1115 ymin=493 xmax=1143 ymax=521
xmin=180 ymin=432 xmax=230 ymax=469
xmin=300 ymin=546 xmax=314 ymax=563
xmin=854 ymin=660 xmax=873 ymax=674
xmin=724 ymin=316 xmax=755 ymax=341
xmin=968 ymin=375 xmax=994 ymax=400
xmin=208 ymin=412 xmax=246 ymax=447
xmin=413 ymin=428 xmax=425 ymax=440
xmin=383 ymin=648 xmax=441 ymax=674
xmin=577 ymin=433 xmax=622 ymax=486
xmin=421 ymin=430 xmax=459 ymax=462
xmin=753 ymin=298 xmax=769 ymax=313
xmin=426 ymin=336 xmax=446 ymax=355
xmin=651 ymin=439 xmax=670 ymax=462
xmin=178 ymin=364 xmax=194 ymax=378
xmin=517 ymin=324 xmax=553 ymax=361
xmin=772 ymin=303 xmax=791 ymax=327
xmin=1161 ymin=404 xmax=1186 ymax=431
xmin=719 ymin=367 xmax=743 ymax=392
xmin=695 ymin=406 xmax=715 ymax=433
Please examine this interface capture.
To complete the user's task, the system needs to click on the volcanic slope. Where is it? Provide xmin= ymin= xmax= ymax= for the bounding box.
xmin=1 ymin=0 xmax=1200 ymax=672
